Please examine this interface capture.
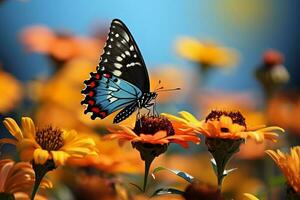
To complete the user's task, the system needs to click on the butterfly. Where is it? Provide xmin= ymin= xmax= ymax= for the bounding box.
xmin=81 ymin=19 xmax=158 ymax=123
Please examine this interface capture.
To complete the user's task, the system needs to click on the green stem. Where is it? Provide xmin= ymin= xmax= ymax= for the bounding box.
xmin=31 ymin=165 xmax=48 ymax=200
xmin=142 ymin=156 xmax=154 ymax=193
xmin=31 ymin=160 xmax=55 ymax=200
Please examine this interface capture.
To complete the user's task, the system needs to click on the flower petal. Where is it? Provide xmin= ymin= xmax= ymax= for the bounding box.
xmin=51 ymin=151 xmax=70 ymax=166
xmin=0 ymin=161 xmax=13 ymax=192
xmin=3 ymin=118 xmax=23 ymax=141
xmin=21 ymin=117 xmax=36 ymax=139
xmin=33 ymin=149 xmax=49 ymax=164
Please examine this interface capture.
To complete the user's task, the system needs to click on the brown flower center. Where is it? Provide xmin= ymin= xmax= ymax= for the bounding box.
xmin=133 ymin=115 xmax=175 ymax=136
xmin=205 ymin=110 xmax=246 ymax=127
xmin=35 ymin=126 xmax=64 ymax=151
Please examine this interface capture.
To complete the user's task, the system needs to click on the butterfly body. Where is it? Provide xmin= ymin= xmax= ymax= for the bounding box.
xmin=81 ymin=19 xmax=157 ymax=123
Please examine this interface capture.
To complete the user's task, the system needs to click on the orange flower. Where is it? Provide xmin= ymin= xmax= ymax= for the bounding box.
xmin=266 ymin=146 xmax=300 ymax=194
xmin=106 ymin=115 xmax=200 ymax=192
xmin=106 ymin=115 xmax=200 ymax=149
xmin=163 ymin=111 xmax=284 ymax=143
xmin=0 ymin=159 xmax=52 ymax=199
xmin=20 ymin=25 xmax=103 ymax=61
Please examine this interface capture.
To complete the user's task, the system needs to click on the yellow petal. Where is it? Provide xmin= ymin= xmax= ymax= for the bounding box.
xmin=62 ymin=147 xmax=93 ymax=156
xmin=21 ymin=117 xmax=36 ymax=139
xmin=161 ymin=113 xmax=188 ymax=124
xmin=51 ymin=151 xmax=70 ymax=166
xmin=3 ymin=118 xmax=23 ymax=141
xmin=33 ymin=149 xmax=49 ymax=164
xmin=179 ymin=111 xmax=200 ymax=124
xmin=244 ymin=193 xmax=260 ymax=200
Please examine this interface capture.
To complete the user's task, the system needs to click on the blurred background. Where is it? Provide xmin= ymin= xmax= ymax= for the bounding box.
xmin=0 ymin=0 xmax=300 ymax=199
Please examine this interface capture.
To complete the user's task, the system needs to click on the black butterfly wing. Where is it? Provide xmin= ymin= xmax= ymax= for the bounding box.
xmin=97 ymin=19 xmax=150 ymax=93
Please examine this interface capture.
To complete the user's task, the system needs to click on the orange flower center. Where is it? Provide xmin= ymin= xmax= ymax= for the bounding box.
xmin=133 ymin=115 xmax=175 ymax=136
xmin=35 ymin=126 xmax=64 ymax=151
xmin=206 ymin=110 xmax=246 ymax=128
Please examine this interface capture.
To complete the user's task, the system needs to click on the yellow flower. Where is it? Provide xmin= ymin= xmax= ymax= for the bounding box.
xmin=176 ymin=37 xmax=238 ymax=68
xmin=0 ymin=70 xmax=23 ymax=113
xmin=67 ymin=138 xmax=142 ymax=174
xmin=163 ymin=110 xmax=284 ymax=143
xmin=266 ymin=146 xmax=300 ymax=194
xmin=0 ymin=159 xmax=52 ymax=199
xmin=1 ymin=117 xmax=97 ymax=166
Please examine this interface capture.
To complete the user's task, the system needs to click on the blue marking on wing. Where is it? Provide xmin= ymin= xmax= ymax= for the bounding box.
xmin=93 ymin=74 xmax=142 ymax=114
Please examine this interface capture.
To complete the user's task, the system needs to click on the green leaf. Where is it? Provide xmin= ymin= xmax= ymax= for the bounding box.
xmin=210 ymin=158 xmax=218 ymax=177
xmin=210 ymin=158 xmax=237 ymax=177
xmin=224 ymin=168 xmax=237 ymax=176
xmin=152 ymin=188 xmax=184 ymax=196
xmin=152 ymin=166 xmax=195 ymax=183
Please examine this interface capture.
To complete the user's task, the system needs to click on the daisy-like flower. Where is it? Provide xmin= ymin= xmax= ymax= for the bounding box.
xmin=266 ymin=146 xmax=300 ymax=199
xmin=0 ymin=159 xmax=52 ymax=200
xmin=106 ymin=115 xmax=200 ymax=192
xmin=163 ymin=110 xmax=284 ymax=190
xmin=175 ymin=37 xmax=238 ymax=71
xmin=0 ymin=117 xmax=97 ymax=199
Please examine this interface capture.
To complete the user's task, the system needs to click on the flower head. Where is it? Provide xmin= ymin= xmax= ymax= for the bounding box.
xmin=176 ymin=37 xmax=238 ymax=68
xmin=1 ymin=117 xmax=97 ymax=166
xmin=20 ymin=26 xmax=102 ymax=61
xmin=266 ymin=146 xmax=300 ymax=195
xmin=163 ymin=110 xmax=284 ymax=143
xmin=106 ymin=115 xmax=200 ymax=159
xmin=0 ymin=159 xmax=52 ymax=199
xmin=106 ymin=115 xmax=200 ymax=192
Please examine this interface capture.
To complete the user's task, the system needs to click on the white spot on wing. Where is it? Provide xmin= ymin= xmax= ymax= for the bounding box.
xmin=125 ymin=51 xmax=130 ymax=56
xmin=130 ymin=45 xmax=134 ymax=51
xmin=126 ymin=62 xmax=141 ymax=68
xmin=116 ymin=56 xmax=123 ymax=62
xmin=113 ymin=70 xmax=122 ymax=76
xmin=114 ymin=63 xmax=123 ymax=69
xmin=121 ymin=53 xmax=126 ymax=58
xmin=115 ymin=33 xmax=119 ymax=37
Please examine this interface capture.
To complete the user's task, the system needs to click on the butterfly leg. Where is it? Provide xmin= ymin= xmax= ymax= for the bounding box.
xmin=137 ymin=102 xmax=142 ymax=127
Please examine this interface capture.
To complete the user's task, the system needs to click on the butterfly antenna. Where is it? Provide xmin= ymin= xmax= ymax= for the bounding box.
xmin=156 ymin=87 xmax=181 ymax=92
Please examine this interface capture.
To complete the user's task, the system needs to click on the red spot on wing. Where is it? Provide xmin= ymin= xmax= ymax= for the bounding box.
xmin=89 ymin=81 xmax=96 ymax=88
xmin=95 ymin=73 xmax=101 ymax=79
xmin=103 ymin=73 xmax=111 ymax=78
xmin=99 ymin=111 xmax=107 ymax=118
xmin=88 ymin=100 xmax=95 ymax=105
xmin=91 ymin=107 xmax=100 ymax=113
xmin=88 ymin=91 xmax=95 ymax=97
